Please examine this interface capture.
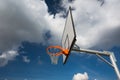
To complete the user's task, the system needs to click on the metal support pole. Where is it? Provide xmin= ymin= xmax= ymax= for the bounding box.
xmin=96 ymin=54 xmax=114 ymax=68
xmin=72 ymin=48 xmax=110 ymax=56
xmin=72 ymin=48 xmax=120 ymax=80
xmin=110 ymin=53 xmax=120 ymax=80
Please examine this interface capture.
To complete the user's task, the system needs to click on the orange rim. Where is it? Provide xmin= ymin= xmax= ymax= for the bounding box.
xmin=46 ymin=46 xmax=69 ymax=56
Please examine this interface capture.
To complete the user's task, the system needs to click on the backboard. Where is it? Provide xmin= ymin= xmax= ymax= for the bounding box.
xmin=62 ymin=7 xmax=76 ymax=64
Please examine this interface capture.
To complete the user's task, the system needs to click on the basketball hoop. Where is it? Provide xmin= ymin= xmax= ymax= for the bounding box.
xmin=46 ymin=46 xmax=69 ymax=64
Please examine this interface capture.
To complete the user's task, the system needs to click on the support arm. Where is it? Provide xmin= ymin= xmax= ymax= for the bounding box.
xmin=72 ymin=48 xmax=110 ymax=56
xmin=72 ymin=48 xmax=120 ymax=80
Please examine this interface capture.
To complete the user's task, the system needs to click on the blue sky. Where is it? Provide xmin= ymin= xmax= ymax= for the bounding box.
xmin=0 ymin=0 xmax=120 ymax=80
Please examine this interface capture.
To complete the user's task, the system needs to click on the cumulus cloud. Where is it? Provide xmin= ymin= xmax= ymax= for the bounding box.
xmin=0 ymin=0 xmax=50 ymax=51
xmin=23 ymin=56 xmax=30 ymax=63
xmin=73 ymin=72 xmax=89 ymax=80
xmin=0 ymin=50 xmax=18 ymax=67
xmin=0 ymin=0 xmax=64 ymax=66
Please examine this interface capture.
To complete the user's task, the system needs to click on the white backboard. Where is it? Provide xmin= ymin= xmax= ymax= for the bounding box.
xmin=62 ymin=7 xmax=76 ymax=64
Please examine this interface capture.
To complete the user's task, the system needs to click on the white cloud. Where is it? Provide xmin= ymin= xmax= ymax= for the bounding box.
xmin=0 ymin=50 xmax=18 ymax=67
xmin=73 ymin=72 xmax=89 ymax=80
xmin=23 ymin=56 xmax=30 ymax=63
xmin=0 ymin=0 xmax=49 ymax=51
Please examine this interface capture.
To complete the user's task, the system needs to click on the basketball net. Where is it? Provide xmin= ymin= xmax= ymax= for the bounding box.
xmin=49 ymin=54 xmax=59 ymax=64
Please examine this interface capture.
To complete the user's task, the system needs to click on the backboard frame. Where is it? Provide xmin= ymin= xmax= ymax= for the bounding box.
xmin=61 ymin=7 xmax=76 ymax=64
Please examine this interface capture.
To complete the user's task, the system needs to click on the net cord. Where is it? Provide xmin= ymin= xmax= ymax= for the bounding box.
xmin=49 ymin=54 xmax=59 ymax=64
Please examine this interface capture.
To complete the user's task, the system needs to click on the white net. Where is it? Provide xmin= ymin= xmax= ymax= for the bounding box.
xmin=49 ymin=54 xmax=59 ymax=64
